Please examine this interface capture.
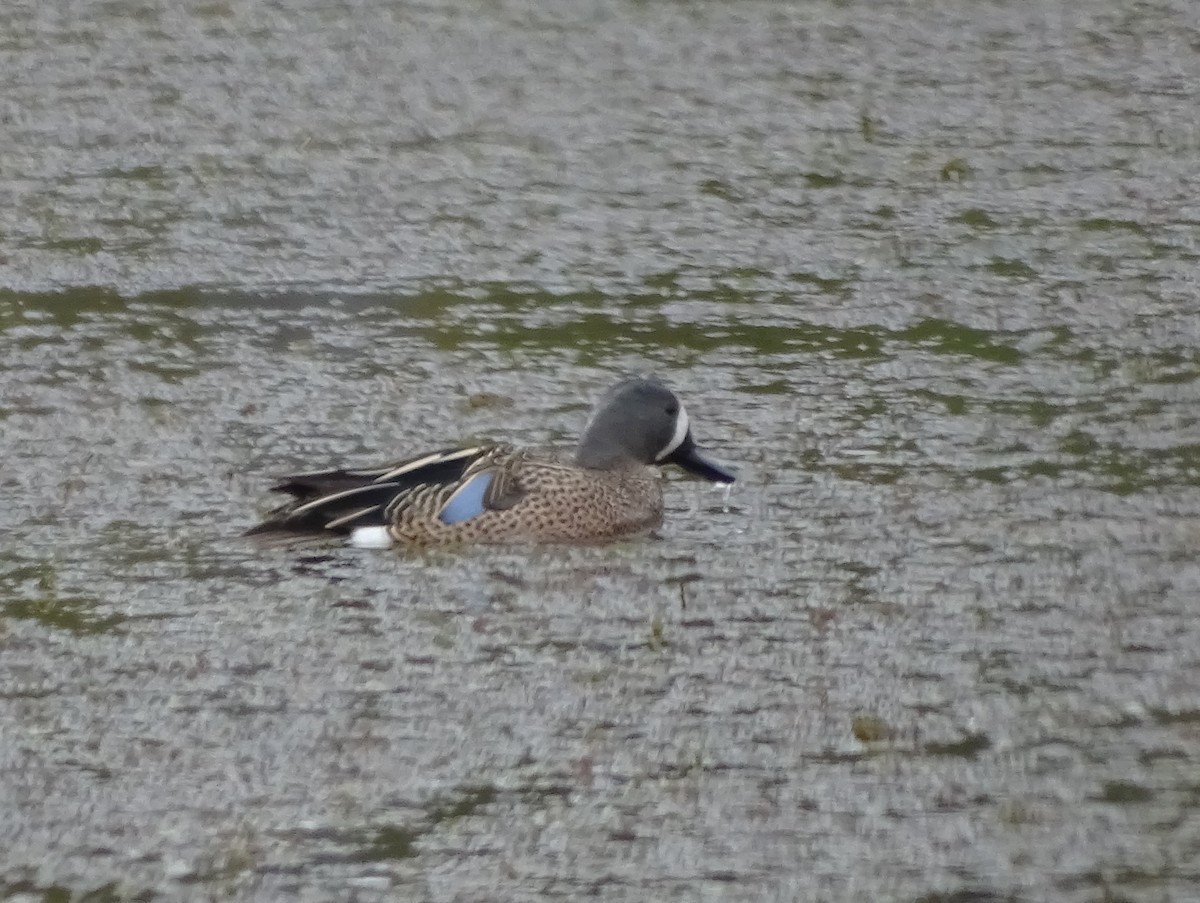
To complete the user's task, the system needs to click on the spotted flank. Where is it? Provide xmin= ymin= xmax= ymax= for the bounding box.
xmin=246 ymin=376 xmax=735 ymax=547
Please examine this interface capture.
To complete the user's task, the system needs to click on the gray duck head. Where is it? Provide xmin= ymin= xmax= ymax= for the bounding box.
xmin=575 ymin=377 xmax=735 ymax=483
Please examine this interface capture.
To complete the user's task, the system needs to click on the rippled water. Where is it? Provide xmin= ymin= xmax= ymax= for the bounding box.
xmin=3 ymin=1 xmax=1199 ymax=901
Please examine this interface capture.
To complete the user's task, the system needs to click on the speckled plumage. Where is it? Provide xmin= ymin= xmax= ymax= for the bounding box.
xmin=386 ymin=446 xmax=665 ymax=546
xmin=246 ymin=377 xmax=734 ymax=547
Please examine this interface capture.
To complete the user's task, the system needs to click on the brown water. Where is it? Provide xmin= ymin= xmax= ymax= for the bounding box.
xmin=2 ymin=1 xmax=1199 ymax=901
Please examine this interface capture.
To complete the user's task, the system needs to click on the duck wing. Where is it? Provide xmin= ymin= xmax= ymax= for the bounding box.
xmin=246 ymin=445 xmax=524 ymax=539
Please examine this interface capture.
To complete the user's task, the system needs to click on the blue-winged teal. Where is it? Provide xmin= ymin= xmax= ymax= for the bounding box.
xmin=246 ymin=376 xmax=735 ymax=547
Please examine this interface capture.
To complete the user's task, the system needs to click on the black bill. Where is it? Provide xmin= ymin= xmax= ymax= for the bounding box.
xmin=664 ymin=434 xmax=736 ymax=484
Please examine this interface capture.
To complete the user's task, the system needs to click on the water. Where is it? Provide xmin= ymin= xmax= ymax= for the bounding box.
xmin=2 ymin=1 xmax=1199 ymax=900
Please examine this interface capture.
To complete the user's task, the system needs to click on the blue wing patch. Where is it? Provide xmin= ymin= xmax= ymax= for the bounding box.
xmin=438 ymin=472 xmax=493 ymax=525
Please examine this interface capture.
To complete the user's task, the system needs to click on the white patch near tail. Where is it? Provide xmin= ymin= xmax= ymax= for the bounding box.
xmin=655 ymin=405 xmax=690 ymax=461
xmin=350 ymin=526 xmax=393 ymax=549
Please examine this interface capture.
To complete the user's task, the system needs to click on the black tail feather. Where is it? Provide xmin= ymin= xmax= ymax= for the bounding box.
xmin=246 ymin=481 xmax=402 ymax=537
xmin=245 ymin=446 xmax=485 ymax=539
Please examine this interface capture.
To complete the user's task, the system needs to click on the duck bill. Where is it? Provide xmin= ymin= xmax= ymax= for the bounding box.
xmin=664 ymin=435 xmax=736 ymax=484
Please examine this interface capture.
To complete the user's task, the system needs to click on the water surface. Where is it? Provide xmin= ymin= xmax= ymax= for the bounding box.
xmin=2 ymin=1 xmax=1199 ymax=901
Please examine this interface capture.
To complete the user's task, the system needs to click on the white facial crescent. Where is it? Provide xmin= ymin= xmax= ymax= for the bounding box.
xmin=655 ymin=404 xmax=690 ymax=461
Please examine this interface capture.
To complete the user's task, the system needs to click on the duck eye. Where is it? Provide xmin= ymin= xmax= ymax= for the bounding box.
xmin=665 ymin=404 xmax=678 ymax=416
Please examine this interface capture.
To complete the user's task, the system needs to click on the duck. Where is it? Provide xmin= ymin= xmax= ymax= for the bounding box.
xmin=245 ymin=376 xmax=734 ymax=547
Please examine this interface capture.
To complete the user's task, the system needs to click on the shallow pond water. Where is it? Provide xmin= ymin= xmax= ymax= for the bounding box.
xmin=2 ymin=1 xmax=1199 ymax=901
